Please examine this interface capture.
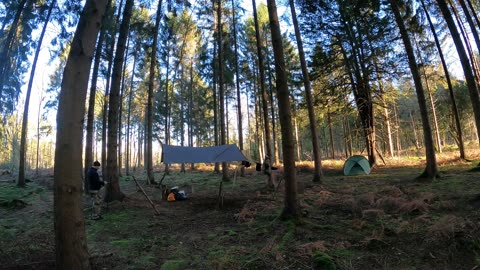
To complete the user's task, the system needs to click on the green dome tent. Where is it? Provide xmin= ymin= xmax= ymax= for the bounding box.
xmin=343 ymin=155 xmax=371 ymax=176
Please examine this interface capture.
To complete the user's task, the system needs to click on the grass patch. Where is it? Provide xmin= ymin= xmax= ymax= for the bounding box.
xmin=278 ymin=220 xmax=296 ymax=251
xmin=207 ymin=246 xmax=249 ymax=268
xmin=3 ymin=155 xmax=480 ymax=269
xmin=160 ymin=259 xmax=187 ymax=270
xmin=313 ymin=251 xmax=336 ymax=270
xmin=110 ymin=239 xmax=133 ymax=247
xmin=0 ymin=184 xmax=44 ymax=207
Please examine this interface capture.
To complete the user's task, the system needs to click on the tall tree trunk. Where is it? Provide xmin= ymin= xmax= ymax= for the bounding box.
xmin=370 ymin=52 xmax=394 ymax=158
xmin=394 ymin=104 xmax=402 ymax=156
xmin=252 ymin=0 xmax=273 ymax=187
xmin=413 ymin=34 xmax=443 ymax=153
xmin=454 ymin=0 xmax=480 ymax=83
xmin=266 ymin=62 xmax=279 ymax=164
xmin=125 ymin=52 xmax=136 ymax=176
xmin=18 ymin=0 xmax=55 ymax=187
xmin=420 ymin=0 xmax=465 ymax=158
xmin=288 ymin=0 xmax=322 ymax=181
xmin=327 ymin=110 xmax=335 ymax=159
xmin=117 ymin=36 xmax=130 ymax=177
xmin=0 ymin=0 xmax=28 ymax=95
xmin=391 ymin=0 xmax=438 ymax=179
xmin=424 ymin=75 xmax=442 ymax=152
xmin=294 ymin=115 xmax=301 ymax=161
xmin=410 ymin=111 xmax=420 ymax=151
xmin=105 ymin=0 xmax=134 ymax=202
xmin=189 ymin=60 xmax=195 ymax=171
xmin=180 ymin=66 xmax=186 ymax=173
xmin=36 ymin=91 xmax=45 ymax=176
xmin=212 ymin=34 xmax=220 ymax=174
xmin=266 ymin=0 xmax=298 ymax=219
xmin=458 ymin=0 xmax=480 ymax=57
xmin=232 ymin=0 xmax=244 ymax=176
xmin=217 ymin=0 xmax=229 ymax=181
xmin=466 ymin=0 xmax=480 ymax=30
xmin=437 ymin=0 xmax=480 ymax=145
xmin=101 ymin=0 xmax=124 ymax=174
xmin=54 ymin=0 xmax=108 ymax=268
xmin=164 ymin=44 xmax=170 ymax=174
xmin=346 ymin=117 xmax=353 ymax=157
xmin=382 ymin=100 xmax=394 ymax=158
xmin=146 ymin=0 xmax=163 ymax=184
xmin=340 ymin=15 xmax=377 ymax=167
xmin=85 ymin=0 xmax=112 ymax=191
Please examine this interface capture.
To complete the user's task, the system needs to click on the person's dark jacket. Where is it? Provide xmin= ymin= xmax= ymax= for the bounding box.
xmin=87 ymin=167 xmax=104 ymax=191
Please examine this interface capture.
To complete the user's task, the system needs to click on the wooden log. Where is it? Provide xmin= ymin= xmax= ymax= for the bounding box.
xmin=131 ymin=176 xmax=161 ymax=215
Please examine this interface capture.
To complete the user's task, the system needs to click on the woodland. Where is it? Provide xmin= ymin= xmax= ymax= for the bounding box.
xmin=1 ymin=0 xmax=480 ymax=269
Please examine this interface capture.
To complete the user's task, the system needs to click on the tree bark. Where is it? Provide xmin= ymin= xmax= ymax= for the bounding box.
xmin=36 ymin=88 xmax=45 ymax=176
xmin=232 ymin=0 xmax=244 ymax=176
xmin=390 ymin=0 xmax=438 ymax=179
xmin=146 ymin=0 xmax=163 ymax=184
xmin=0 ymin=0 xmax=28 ymax=96
xmin=339 ymin=13 xmax=377 ymax=167
xmin=85 ymin=0 xmax=112 ymax=191
xmin=125 ymin=51 xmax=136 ymax=175
xmin=18 ymin=0 xmax=55 ymax=187
xmin=105 ymin=0 xmax=134 ymax=202
xmin=54 ymin=0 xmax=108 ymax=268
xmin=212 ymin=30 xmax=220 ymax=174
xmin=437 ymin=0 xmax=480 ymax=145
xmin=457 ymin=0 xmax=480 ymax=80
xmin=466 ymin=0 xmax=480 ymax=31
xmin=217 ymin=0 xmax=229 ymax=181
xmin=266 ymin=0 xmax=298 ymax=219
xmin=288 ymin=0 xmax=322 ymax=181
xmin=327 ymin=110 xmax=334 ymax=159
xmin=420 ymin=0 xmax=464 ymax=158
xmin=164 ymin=42 xmax=171 ymax=175
xmin=253 ymin=0 xmax=273 ymax=188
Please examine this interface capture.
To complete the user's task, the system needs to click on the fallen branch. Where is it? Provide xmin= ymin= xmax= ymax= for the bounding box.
xmin=132 ymin=176 xmax=161 ymax=215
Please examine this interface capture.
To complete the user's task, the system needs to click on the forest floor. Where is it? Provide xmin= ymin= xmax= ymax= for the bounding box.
xmin=1 ymin=151 xmax=480 ymax=269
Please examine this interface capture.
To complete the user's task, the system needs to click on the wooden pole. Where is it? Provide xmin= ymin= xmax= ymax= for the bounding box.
xmin=132 ymin=176 xmax=161 ymax=215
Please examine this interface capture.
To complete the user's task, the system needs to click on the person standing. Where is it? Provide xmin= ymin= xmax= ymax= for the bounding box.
xmin=87 ymin=161 xmax=105 ymax=219
xmin=263 ymin=155 xmax=271 ymax=176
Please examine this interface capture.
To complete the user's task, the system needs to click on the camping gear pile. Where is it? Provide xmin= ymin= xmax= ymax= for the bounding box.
xmin=167 ymin=186 xmax=187 ymax=202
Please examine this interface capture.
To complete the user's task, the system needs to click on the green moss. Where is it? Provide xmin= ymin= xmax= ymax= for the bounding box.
xmin=110 ymin=239 xmax=133 ymax=247
xmin=133 ymin=255 xmax=157 ymax=269
xmin=0 ymin=226 xmax=17 ymax=240
xmin=207 ymin=246 xmax=248 ymax=268
xmin=312 ymin=251 xmax=336 ymax=270
xmin=279 ymin=220 xmax=296 ymax=250
xmin=160 ymin=259 xmax=187 ymax=270
xmin=0 ymin=184 xmax=44 ymax=207
xmin=226 ymin=230 xmax=237 ymax=236
xmin=103 ymin=210 xmax=137 ymax=223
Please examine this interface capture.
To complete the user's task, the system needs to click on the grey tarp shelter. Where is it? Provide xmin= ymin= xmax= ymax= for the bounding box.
xmin=343 ymin=155 xmax=371 ymax=176
xmin=161 ymin=144 xmax=248 ymax=164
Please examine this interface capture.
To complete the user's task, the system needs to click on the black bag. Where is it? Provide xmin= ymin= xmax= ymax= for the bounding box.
xmin=241 ymin=160 xmax=251 ymax=168
xmin=256 ymin=163 xmax=262 ymax=171
xmin=175 ymin=190 xmax=187 ymax=200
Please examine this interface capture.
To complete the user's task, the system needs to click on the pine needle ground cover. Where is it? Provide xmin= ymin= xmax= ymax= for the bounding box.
xmin=1 ymin=154 xmax=480 ymax=269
